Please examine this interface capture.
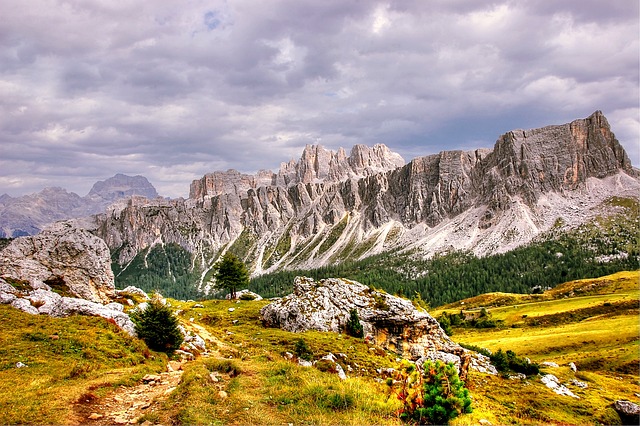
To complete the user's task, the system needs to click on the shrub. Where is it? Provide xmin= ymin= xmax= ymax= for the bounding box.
xmin=438 ymin=315 xmax=453 ymax=336
xmin=387 ymin=360 xmax=472 ymax=425
xmin=294 ymin=338 xmax=313 ymax=361
xmin=346 ymin=308 xmax=364 ymax=338
xmin=131 ymin=299 xmax=183 ymax=354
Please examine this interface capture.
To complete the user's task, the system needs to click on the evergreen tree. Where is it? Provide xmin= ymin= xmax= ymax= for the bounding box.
xmin=131 ymin=297 xmax=183 ymax=354
xmin=346 ymin=308 xmax=364 ymax=338
xmin=213 ymin=252 xmax=249 ymax=299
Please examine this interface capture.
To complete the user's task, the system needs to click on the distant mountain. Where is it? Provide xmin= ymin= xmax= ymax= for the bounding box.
xmin=0 ymin=175 xmax=158 ymax=237
xmin=88 ymin=111 xmax=639 ymax=298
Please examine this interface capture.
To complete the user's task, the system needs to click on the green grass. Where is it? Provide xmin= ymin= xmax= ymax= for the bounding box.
xmin=0 ymin=305 xmax=166 ymax=424
xmin=1 ymin=270 xmax=638 ymax=425
xmin=443 ymin=272 xmax=640 ymax=425
xmin=145 ymin=298 xmax=402 ymax=425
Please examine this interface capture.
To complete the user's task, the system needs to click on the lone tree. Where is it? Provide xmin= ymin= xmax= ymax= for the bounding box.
xmin=346 ymin=308 xmax=364 ymax=338
xmin=213 ymin=252 xmax=249 ymax=299
xmin=131 ymin=297 xmax=183 ymax=354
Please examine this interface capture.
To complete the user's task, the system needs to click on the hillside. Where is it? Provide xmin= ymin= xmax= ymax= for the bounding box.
xmin=0 ymin=271 xmax=637 ymax=425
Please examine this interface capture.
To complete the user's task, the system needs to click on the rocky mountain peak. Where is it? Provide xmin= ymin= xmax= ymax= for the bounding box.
xmin=0 ymin=174 xmax=159 ymax=237
xmin=189 ymin=143 xmax=405 ymax=200
xmin=87 ymin=173 xmax=158 ymax=202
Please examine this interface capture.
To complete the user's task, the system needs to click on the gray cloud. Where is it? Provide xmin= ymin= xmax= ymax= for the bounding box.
xmin=0 ymin=0 xmax=637 ymax=198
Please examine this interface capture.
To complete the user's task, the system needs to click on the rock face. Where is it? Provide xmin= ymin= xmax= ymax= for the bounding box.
xmin=0 ymin=221 xmax=115 ymax=303
xmin=0 ymin=174 xmax=158 ymax=237
xmin=0 ymin=277 xmax=136 ymax=336
xmin=260 ymin=276 xmax=495 ymax=374
xmin=91 ymin=111 xmax=639 ymax=293
xmin=189 ymin=144 xmax=405 ymax=200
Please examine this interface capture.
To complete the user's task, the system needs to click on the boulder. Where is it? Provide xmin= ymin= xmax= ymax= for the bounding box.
xmin=226 ymin=289 xmax=263 ymax=301
xmin=540 ymin=374 xmax=579 ymax=398
xmin=614 ymin=400 xmax=640 ymax=425
xmin=260 ymin=276 xmax=496 ymax=374
xmin=0 ymin=221 xmax=114 ymax=303
xmin=0 ymin=284 xmax=136 ymax=336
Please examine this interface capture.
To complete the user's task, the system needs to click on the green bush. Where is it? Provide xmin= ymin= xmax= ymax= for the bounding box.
xmin=346 ymin=308 xmax=364 ymax=338
xmin=131 ymin=298 xmax=183 ymax=354
xmin=294 ymin=338 xmax=313 ymax=361
xmin=387 ymin=360 xmax=472 ymax=425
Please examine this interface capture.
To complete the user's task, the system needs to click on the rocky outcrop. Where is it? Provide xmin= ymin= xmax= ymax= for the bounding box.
xmin=0 ymin=277 xmax=136 ymax=336
xmin=92 ymin=112 xmax=640 ymax=290
xmin=0 ymin=221 xmax=115 ymax=303
xmin=0 ymin=174 xmax=159 ymax=237
xmin=614 ymin=400 xmax=640 ymax=425
xmin=260 ymin=276 xmax=496 ymax=375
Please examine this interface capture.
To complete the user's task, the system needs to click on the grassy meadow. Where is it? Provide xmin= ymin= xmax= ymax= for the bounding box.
xmin=0 ymin=270 xmax=637 ymax=424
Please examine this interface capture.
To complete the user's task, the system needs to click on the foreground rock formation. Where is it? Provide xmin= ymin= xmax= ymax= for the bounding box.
xmin=0 ymin=221 xmax=115 ymax=303
xmin=0 ymin=221 xmax=137 ymax=335
xmin=260 ymin=276 xmax=496 ymax=375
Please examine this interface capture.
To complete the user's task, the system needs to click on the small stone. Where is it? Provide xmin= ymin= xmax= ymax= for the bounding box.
xmin=541 ymin=361 xmax=559 ymax=368
xmin=228 ymin=308 xmax=235 ymax=312
xmin=193 ymin=303 xmax=204 ymax=308
xmin=88 ymin=413 xmax=103 ymax=420
xmin=15 ymin=362 xmax=27 ymax=368
xmin=568 ymin=362 xmax=577 ymax=372
xmin=167 ymin=360 xmax=183 ymax=372
xmin=112 ymin=415 xmax=129 ymax=425
xmin=218 ymin=390 xmax=228 ymax=399
xmin=209 ymin=373 xmax=219 ymax=382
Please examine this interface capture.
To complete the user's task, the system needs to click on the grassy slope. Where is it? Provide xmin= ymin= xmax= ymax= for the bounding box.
xmin=145 ymin=298 xmax=403 ymax=425
xmin=0 ymin=271 xmax=637 ymax=425
xmin=0 ymin=305 xmax=167 ymax=424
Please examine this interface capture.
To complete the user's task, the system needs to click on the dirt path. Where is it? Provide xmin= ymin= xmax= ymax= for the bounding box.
xmin=72 ymin=322 xmax=230 ymax=425
xmin=73 ymin=369 xmax=184 ymax=425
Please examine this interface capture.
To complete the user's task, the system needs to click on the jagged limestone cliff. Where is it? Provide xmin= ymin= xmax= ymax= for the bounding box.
xmin=91 ymin=111 xmax=639 ymax=293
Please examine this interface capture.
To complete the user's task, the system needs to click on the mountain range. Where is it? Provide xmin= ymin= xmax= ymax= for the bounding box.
xmin=0 ymin=174 xmax=158 ymax=238
xmin=82 ymin=111 xmax=638 ymax=295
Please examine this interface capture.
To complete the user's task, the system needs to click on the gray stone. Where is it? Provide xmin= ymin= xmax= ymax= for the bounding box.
xmin=0 ymin=221 xmax=115 ymax=303
xmin=261 ymin=276 xmax=496 ymax=375
xmin=541 ymin=374 xmax=579 ymax=398
xmin=613 ymin=400 xmax=640 ymax=425
xmin=115 ymin=286 xmax=150 ymax=300
xmin=568 ymin=362 xmax=577 ymax=372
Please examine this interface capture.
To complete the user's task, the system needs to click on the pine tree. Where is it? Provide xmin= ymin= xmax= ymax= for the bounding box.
xmin=346 ymin=308 xmax=364 ymax=338
xmin=213 ymin=252 xmax=249 ymax=299
xmin=131 ymin=297 xmax=183 ymax=354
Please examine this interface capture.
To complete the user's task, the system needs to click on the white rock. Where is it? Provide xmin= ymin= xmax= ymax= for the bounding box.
xmin=541 ymin=361 xmax=559 ymax=368
xmin=541 ymin=374 xmax=579 ymax=398
xmin=568 ymin=362 xmax=577 ymax=372
xmin=259 ymin=276 xmax=494 ymax=374
xmin=10 ymin=298 xmax=39 ymax=315
xmin=0 ymin=221 xmax=115 ymax=303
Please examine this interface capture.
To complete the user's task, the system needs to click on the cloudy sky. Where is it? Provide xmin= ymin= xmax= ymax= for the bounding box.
xmin=1 ymin=0 xmax=638 ymax=198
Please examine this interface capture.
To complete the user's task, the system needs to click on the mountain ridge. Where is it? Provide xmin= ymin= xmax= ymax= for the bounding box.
xmin=90 ymin=111 xmax=639 ymax=296
xmin=0 ymin=174 xmax=159 ymax=238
